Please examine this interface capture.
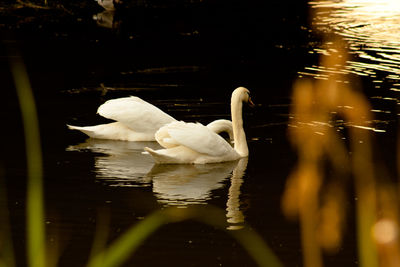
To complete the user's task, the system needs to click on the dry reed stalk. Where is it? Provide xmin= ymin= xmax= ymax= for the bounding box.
xmin=283 ymin=38 xmax=380 ymax=267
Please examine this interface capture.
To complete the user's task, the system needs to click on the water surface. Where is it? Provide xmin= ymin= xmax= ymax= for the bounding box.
xmin=1 ymin=1 xmax=399 ymax=266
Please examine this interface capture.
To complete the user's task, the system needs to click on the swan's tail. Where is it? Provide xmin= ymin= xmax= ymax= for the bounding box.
xmin=67 ymin=122 xmax=144 ymax=141
xmin=67 ymin=124 xmax=99 ymax=138
xmin=67 ymin=124 xmax=87 ymax=131
xmin=144 ymin=147 xmax=176 ymax=164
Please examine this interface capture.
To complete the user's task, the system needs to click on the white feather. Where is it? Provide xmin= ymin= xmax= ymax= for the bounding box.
xmin=164 ymin=122 xmax=232 ymax=157
xmin=97 ymin=96 xmax=175 ymax=134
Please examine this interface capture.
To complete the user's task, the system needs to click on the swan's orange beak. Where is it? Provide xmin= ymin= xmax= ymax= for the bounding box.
xmin=248 ymin=97 xmax=255 ymax=107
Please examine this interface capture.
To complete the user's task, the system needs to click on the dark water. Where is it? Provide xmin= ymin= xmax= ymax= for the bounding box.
xmin=1 ymin=0 xmax=398 ymax=266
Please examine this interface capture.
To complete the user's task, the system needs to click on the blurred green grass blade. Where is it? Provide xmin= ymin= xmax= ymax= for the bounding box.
xmin=352 ymin=131 xmax=378 ymax=267
xmin=357 ymin=205 xmax=378 ymax=267
xmin=231 ymin=228 xmax=283 ymax=267
xmin=191 ymin=207 xmax=283 ymax=267
xmin=10 ymin=57 xmax=45 ymax=267
xmin=87 ymin=212 xmax=167 ymax=267
xmin=88 ymin=207 xmax=282 ymax=267
xmin=89 ymin=207 xmax=111 ymax=262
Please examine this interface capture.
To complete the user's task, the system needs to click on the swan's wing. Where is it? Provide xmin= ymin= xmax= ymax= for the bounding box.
xmin=97 ymin=96 xmax=176 ymax=133
xmin=160 ymin=121 xmax=233 ymax=156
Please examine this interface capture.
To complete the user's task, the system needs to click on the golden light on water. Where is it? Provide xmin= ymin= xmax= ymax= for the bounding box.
xmin=308 ymin=0 xmax=400 ymax=75
xmin=299 ymin=0 xmax=400 ymax=133
xmin=313 ymin=0 xmax=400 ymax=47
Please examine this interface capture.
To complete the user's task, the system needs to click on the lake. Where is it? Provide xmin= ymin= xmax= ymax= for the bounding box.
xmin=1 ymin=0 xmax=399 ymax=266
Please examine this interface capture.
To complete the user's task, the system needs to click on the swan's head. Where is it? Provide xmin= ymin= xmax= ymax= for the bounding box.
xmin=232 ymin=87 xmax=254 ymax=107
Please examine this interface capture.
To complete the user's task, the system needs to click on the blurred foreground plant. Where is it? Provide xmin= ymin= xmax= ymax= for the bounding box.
xmin=282 ymin=35 xmax=400 ymax=267
xmin=10 ymin=53 xmax=46 ymax=267
xmin=87 ymin=206 xmax=282 ymax=267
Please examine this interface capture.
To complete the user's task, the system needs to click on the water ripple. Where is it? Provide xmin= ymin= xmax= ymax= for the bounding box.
xmin=306 ymin=0 xmax=400 ymax=78
xmin=300 ymin=0 xmax=400 ymax=131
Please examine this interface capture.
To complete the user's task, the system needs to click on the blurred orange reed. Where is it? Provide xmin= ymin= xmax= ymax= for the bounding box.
xmin=282 ymin=34 xmax=400 ymax=267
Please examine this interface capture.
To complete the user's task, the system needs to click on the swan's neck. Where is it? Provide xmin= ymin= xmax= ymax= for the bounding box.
xmin=231 ymin=94 xmax=249 ymax=157
xmin=207 ymin=120 xmax=234 ymax=141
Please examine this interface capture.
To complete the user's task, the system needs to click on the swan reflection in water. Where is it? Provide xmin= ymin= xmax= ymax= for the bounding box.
xmin=67 ymin=139 xmax=247 ymax=229
xmin=93 ymin=11 xmax=116 ymax=29
xmin=67 ymin=139 xmax=161 ymax=186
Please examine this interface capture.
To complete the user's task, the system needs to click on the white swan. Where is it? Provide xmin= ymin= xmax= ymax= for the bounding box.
xmin=68 ymin=96 xmax=234 ymax=142
xmin=144 ymin=87 xmax=253 ymax=164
